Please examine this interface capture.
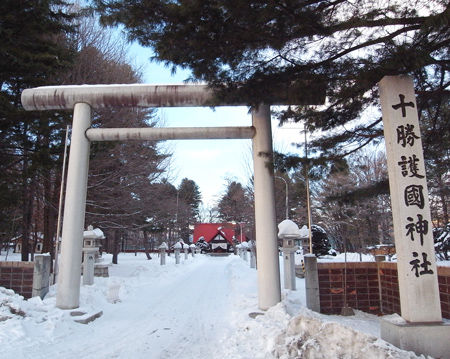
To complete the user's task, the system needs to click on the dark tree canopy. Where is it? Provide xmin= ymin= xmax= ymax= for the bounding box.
xmin=0 ymin=0 xmax=76 ymax=259
xmin=94 ymin=1 xmax=449 ymax=131
xmin=92 ymin=0 xmax=448 ymax=224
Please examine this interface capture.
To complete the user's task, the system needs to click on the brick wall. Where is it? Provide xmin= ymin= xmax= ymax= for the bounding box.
xmin=378 ymin=262 xmax=400 ymax=315
xmin=317 ymin=261 xmax=450 ymax=319
xmin=438 ymin=266 xmax=450 ymax=319
xmin=0 ymin=261 xmax=34 ymax=299
xmin=318 ymin=262 xmax=381 ymax=315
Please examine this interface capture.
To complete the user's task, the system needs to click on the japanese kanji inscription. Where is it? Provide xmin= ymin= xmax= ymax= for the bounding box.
xmin=379 ymin=75 xmax=441 ymax=323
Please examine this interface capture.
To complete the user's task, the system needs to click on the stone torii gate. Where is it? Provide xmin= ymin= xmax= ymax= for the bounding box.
xmin=21 ymin=84 xmax=324 ymax=311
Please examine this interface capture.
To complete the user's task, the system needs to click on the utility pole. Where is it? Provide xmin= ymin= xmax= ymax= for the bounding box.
xmin=304 ymin=127 xmax=313 ymax=254
xmin=53 ymin=125 xmax=70 ymax=284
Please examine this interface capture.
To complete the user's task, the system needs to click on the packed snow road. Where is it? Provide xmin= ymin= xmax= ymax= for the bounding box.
xmin=2 ymin=254 xmax=265 ymax=359
xmin=1 ymin=253 xmax=429 ymax=358
xmin=56 ymin=256 xmax=236 ymax=358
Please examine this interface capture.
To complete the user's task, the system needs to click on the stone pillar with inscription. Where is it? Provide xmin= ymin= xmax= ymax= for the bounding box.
xmin=378 ymin=75 xmax=449 ymax=359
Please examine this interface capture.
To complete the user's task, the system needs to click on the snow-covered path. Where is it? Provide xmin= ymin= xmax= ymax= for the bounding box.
xmin=3 ymin=255 xmax=259 ymax=359
xmin=1 ymin=253 xmax=433 ymax=359
xmin=61 ymin=256 xmax=235 ymax=358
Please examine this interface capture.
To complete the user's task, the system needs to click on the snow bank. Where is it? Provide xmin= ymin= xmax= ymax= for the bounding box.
xmin=272 ymin=311 xmax=427 ymax=359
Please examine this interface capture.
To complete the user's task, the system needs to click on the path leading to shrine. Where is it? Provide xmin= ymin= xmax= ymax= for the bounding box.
xmin=1 ymin=253 xmax=427 ymax=359
xmin=4 ymin=255 xmax=268 ymax=359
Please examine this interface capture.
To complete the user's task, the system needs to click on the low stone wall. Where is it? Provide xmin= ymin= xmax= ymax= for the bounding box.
xmin=0 ymin=261 xmax=34 ymax=299
xmin=316 ymin=261 xmax=450 ymax=319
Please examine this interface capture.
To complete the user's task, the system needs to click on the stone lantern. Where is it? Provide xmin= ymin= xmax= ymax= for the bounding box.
xmin=278 ymin=219 xmax=300 ymax=290
xmin=173 ymin=241 xmax=182 ymax=264
xmin=236 ymin=243 xmax=242 ymax=258
xmin=189 ymin=243 xmax=196 ymax=257
xmin=82 ymin=225 xmax=104 ymax=285
xmin=241 ymin=241 xmax=249 ymax=261
xmin=248 ymin=240 xmax=256 ymax=269
xmin=159 ymin=242 xmax=168 ymax=265
xmin=180 ymin=242 xmax=189 ymax=260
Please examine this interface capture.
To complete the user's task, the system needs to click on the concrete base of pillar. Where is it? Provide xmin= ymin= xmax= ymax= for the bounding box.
xmin=380 ymin=314 xmax=450 ymax=359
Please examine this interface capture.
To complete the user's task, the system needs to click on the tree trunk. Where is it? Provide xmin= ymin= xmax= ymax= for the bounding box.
xmin=21 ymin=168 xmax=33 ymax=262
xmin=438 ymin=180 xmax=448 ymax=225
xmin=143 ymin=231 xmax=152 ymax=260
xmin=42 ymin=172 xmax=53 ymax=258
xmin=112 ymin=230 xmax=119 ymax=264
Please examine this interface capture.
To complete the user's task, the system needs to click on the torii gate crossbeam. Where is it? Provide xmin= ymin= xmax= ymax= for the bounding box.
xmin=21 ymin=84 xmax=324 ymax=311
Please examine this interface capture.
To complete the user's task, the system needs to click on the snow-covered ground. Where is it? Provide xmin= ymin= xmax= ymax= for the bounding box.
xmin=0 ymin=252 xmax=439 ymax=358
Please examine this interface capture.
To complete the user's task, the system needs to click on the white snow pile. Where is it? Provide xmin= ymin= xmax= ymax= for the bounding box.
xmin=0 ymin=253 xmax=433 ymax=358
xmin=272 ymin=310 xmax=426 ymax=359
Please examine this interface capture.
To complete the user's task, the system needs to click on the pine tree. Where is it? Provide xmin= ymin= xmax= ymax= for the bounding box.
xmin=0 ymin=0 xmax=75 ymax=260
xmin=94 ymin=0 xmax=449 ymax=176
xmin=176 ymin=178 xmax=202 ymax=242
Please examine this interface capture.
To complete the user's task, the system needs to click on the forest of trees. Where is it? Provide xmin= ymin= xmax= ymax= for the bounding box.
xmin=0 ymin=1 xmax=203 ymax=263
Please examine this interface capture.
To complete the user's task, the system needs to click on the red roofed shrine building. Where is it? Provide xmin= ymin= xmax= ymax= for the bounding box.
xmin=193 ymin=223 xmax=245 ymax=253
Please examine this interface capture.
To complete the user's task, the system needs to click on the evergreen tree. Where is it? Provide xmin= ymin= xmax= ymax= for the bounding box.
xmin=311 ymin=225 xmax=333 ymax=257
xmin=0 ymin=0 xmax=75 ymax=260
xmin=218 ymin=181 xmax=251 ymax=223
xmin=94 ymin=1 xmax=449 ymax=216
xmin=217 ymin=180 xmax=254 ymax=241
xmin=177 ymin=178 xmax=202 ymax=242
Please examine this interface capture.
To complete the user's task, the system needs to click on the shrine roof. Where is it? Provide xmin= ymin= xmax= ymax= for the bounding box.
xmin=193 ymin=223 xmax=236 ymax=244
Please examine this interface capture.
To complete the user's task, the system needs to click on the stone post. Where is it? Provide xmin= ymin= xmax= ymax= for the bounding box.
xmin=184 ymin=247 xmax=189 ymax=260
xmin=32 ymin=254 xmax=51 ymax=299
xmin=378 ymin=75 xmax=450 ymax=358
xmin=160 ymin=249 xmax=166 ymax=265
xmin=190 ymin=244 xmax=196 ymax=257
xmin=304 ymin=254 xmax=320 ymax=312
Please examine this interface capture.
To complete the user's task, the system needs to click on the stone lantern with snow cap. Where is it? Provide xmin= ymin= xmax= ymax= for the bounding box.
xmin=182 ymin=242 xmax=189 ymax=260
xmin=173 ymin=241 xmax=182 ymax=264
xmin=241 ymin=241 xmax=249 ymax=261
xmin=236 ymin=243 xmax=242 ymax=258
xmin=248 ymin=240 xmax=256 ymax=268
xmin=159 ymin=242 xmax=168 ymax=265
xmin=82 ymin=225 xmax=104 ymax=285
xmin=189 ymin=243 xmax=196 ymax=257
xmin=278 ymin=219 xmax=300 ymax=290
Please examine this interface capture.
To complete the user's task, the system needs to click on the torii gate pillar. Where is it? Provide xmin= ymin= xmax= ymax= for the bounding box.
xmin=252 ymin=105 xmax=281 ymax=309
xmin=56 ymin=103 xmax=92 ymax=309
